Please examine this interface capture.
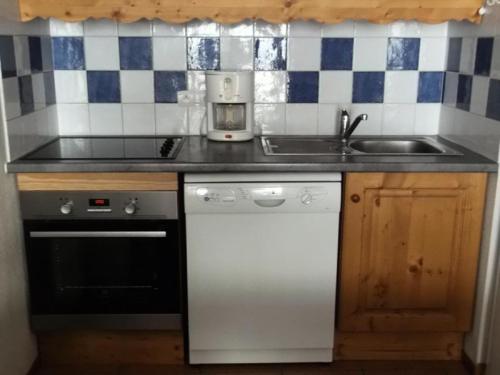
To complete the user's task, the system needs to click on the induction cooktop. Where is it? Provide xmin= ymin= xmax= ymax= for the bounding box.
xmin=23 ymin=137 xmax=184 ymax=160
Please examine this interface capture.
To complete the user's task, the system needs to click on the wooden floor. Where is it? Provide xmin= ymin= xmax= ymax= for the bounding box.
xmin=33 ymin=361 xmax=470 ymax=375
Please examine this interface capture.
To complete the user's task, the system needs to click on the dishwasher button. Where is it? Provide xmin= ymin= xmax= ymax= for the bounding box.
xmin=300 ymin=193 xmax=313 ymax=205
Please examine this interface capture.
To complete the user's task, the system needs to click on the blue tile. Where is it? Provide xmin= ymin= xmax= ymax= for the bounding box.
xmin=87 ymin=71 xmax=121 ymax=103
xmin=0 ymin=36 xmax=17 ymax=78
xmin=474 ymin=37 xmax=494 ymax=76
xmin=154 ymin=71 xmax=187 ymax=103
xmin=352 ymin=72 xmax=385 ymax=103
xmin=52 ymin=37 xmax=85 ymax=70
xmin=187 ymin=38 xmax=220 ymax=70
xmin=119 ymin=37 xmax=152 ymax=70
xmin=28 ymin=36 xmax=43 ymax=73
xmin=447 ymin=38 xmax=462 ymax=72
xmin=417 ymin=72 xmax=444 ymax=103
xmin=456 ymin=74 xmax=472 ymax=111
xmin=287 ymin=71 xmax=319 ymax=103
xmin=18 ymin=75 xmax=34 ymax=115
xmin=321 ymin=38 xmax=353 ymax=70
xmin=254 ymin=37 xmax=286 ymax=71
xmin=43 ymin=71 xmax=56 ymax=106
xmin=387 ymin=38 xmax=420 ymax=71
xmin=487 ymin=79 xmax=500 ymax=121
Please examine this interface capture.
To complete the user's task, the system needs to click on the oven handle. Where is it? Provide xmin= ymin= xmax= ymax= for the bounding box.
xmin=29 ymin=231 xmax=167 ymax=238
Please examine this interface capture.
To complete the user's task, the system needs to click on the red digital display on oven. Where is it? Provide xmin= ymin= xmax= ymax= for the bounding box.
xmin=89 ymin=199 xmax=110 ymax=207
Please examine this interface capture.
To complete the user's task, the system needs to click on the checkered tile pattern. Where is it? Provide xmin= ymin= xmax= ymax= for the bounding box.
xmin=443 ymin=36 xmax=500 ymax=122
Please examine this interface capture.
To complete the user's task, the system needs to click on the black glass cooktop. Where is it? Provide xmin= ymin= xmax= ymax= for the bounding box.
xmin=23 ymin=137 xmax=184 ymax=160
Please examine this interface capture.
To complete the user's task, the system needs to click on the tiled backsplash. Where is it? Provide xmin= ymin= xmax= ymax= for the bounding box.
xmin=49 ymin=19 xmax=448 ymax=136
xmin=0 ymin=18 xmax=58 ymax=161
xmin=440 ymin=5 xmax=500 ymax=162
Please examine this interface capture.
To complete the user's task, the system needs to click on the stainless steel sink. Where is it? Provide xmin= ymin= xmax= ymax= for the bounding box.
xmin=261 ymin=137 xmax=463 ymax=156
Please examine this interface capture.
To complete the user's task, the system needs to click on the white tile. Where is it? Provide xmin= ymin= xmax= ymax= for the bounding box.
xmin=187 ymin=71 xmax=206 ymax=91
xmin=2 ymin=77 xmax=21 ymax=120
xmin=420 ymin=23 xmax=448 ymax=37
xmin=152 ymin=20 xmax=185 ymax=36
xmin=57 ymin=104 xmax=90 ymax=135
xmin=120 ymin=71 xmax=154 ymax=103
xmin=382 ymin=104 xmax=416 ymax=135
xmin=49 ymin=19 xmax=83 ymax=36
xmin=254 ymin=71 xmax=286 ymax=103
xmin=470 ymin=76 xmax=490 ymax=116
xmin=155 ymin=104 xmax=188 ymax=134
xmin=13 ymin=36 xmax=31 ymax=76
xmin=221 ymin=21 xmax=254 ymax=36
xmin=122 ymin=104 xmax=156 ymax=135
xmin=460 ymin=37 xmax=476 ymax=74
xmin=443 ymin=72 xmax=459 ymax=107
xmin=491 ymin=37 xmax=500 ymax=79
xmin=54 ymin=71 xmax=88 ymax=103
xmin=419 ymin=38 xmax=448 ymax=71
xmin=353 ymin=37 xmax=387 ymax=71
xmin=6 ymin=117 xmax=25 ymax=161
xmin=321 ymin=21 xmax=354 ymax=37
xmin=287 ymin=37 xmax=321 ymax=71
xmin=89 ymin=104 xmax=123 ymax=135
xmin=84 ymin=37 xmax=120 ymax=70
xmin=288 ymin=21 xmax=321 ymax=37
xmin=153 ymin=37 xmax=187 ymax=70
xmin=285 ymin=104 xmax=318 ymax=134
xmin=186 ymin=106 xmax=207 ymax=135
xmin=254 ymin=22 xmax=287 ymax=37
xmin=84 ymin=19 xmax=118 ymax=36
xmin=388 ymin=21 xmax=422 ymax=37
xmin=118 ymin=20 xmax=152 ymax=36
xmin=349 ymin=104 xmax=383 ymax=135
xmin=318 ymin=104 xmax=343 ymax=135
xmin=414 ymin=103 xmax=440 ymax=135
xmin=32 ymin=73 xmax=46 ymax=111
xmin=354 ymin=21 xmax=388 ymax=37
xmin=319 ymin=71 xmax=353 ymax=104
xmin=41 ymin=36 xmax=53 ymax=71
xmin=220 ymin=37 xmax=253 ymax=70
xmin=186 ymin=21 xmax=220 ymax=36
xmin=254 ymin=104 xmax=286 ymax=135
xmin=384 ymin=71 xmax=418 ymax=104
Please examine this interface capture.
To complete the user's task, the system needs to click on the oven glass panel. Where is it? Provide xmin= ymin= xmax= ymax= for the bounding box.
xmin=24 ymin=220 xmax=180 ymax=315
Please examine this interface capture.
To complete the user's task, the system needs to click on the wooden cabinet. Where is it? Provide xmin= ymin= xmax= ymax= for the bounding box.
xmin=18 ymin=0 xmax=482 ymax=24
xmin=339 ymin=173 xmax=487 ymax=334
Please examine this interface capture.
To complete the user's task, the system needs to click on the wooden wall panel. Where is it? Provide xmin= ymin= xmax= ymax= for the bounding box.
xmin=17 ymin=173 xmax=178 ymax=191
xmin=18 ymin=0 xmax=483 ymax=24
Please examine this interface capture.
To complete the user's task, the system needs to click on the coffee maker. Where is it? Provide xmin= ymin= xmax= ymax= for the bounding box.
xmin=206 ymin=71 xmax=254 ymax=142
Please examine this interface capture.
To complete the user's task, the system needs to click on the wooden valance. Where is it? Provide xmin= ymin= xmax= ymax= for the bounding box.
xmin=18 ymin=0 xmax=483 ymax=24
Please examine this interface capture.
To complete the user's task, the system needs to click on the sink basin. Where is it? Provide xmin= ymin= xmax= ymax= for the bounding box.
xmin=349 ymin=139 xmax=444 ymax=155
xmin=261 ymin=137 xmax=462 ymax=156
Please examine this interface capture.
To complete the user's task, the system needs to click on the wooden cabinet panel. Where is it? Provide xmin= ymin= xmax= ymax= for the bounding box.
xmin=18 ymin=0 xmax=483 ymax=24
xmin=339 ymin=173 xmax=487 ymax=333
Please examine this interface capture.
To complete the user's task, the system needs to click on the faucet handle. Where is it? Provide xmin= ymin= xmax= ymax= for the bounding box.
xmin=360 ymin=114 xmax=368 ymax=120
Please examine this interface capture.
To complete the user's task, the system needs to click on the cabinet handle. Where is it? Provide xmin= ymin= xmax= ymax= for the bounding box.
xmin=350 ymin=194 xmax=361 ymax=203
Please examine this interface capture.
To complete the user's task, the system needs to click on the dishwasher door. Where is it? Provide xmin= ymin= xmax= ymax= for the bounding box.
xmin=185 ymin=180 xmax=341 ymax=364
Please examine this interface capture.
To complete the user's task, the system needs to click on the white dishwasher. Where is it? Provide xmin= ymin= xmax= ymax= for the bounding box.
xmin=184 ymin=173 xmax=342 ymax=364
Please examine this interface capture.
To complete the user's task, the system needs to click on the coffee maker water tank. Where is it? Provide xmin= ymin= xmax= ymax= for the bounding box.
xmin=206 ymin=71 xmax=254 ymax=142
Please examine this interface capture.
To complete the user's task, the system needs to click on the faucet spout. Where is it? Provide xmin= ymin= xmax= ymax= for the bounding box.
xmin=342 ymin=114 xmax=368 ymax=140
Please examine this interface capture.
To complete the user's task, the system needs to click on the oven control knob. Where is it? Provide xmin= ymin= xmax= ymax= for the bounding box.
xmin=124 ymin=200 xmax=137 ymax=215
xmin=60 ymin=201 xmax=74 ymax=215
xmin=300 ymin=193 xmax=313 ymax=205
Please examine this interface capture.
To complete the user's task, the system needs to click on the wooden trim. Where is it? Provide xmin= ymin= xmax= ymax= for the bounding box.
xmin=37 ymin=330 xmax=184 ymax=365
xmin=18 ymin=0 xmax=483 ymax=24
xmin=335 ymin=331 xmax=463 ymax=360
xmin=16 ymin=173 xmax=178 ymax=191
xmin=462 ymin=350 xmax=486 ymax=375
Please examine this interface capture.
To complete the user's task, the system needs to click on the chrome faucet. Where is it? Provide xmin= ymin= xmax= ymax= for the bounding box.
xmin=339 ymin=109 xmax=368 ymax=142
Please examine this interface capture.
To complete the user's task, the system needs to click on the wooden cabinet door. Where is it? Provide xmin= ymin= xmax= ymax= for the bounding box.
xmin=339 ymin=173 xmax=487 ymax=332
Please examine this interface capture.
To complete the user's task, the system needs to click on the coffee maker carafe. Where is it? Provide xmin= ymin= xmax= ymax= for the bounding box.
xmin=206 ymin=71 xmax=254 ymax=142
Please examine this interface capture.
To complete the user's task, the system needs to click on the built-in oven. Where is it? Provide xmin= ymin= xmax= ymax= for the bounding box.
xmin=20 ymin=191 xmax=181 ymax=331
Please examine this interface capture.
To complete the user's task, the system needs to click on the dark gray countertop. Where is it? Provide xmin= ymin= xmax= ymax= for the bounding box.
xmin=6 ymin=135 xmax=498 ymax=173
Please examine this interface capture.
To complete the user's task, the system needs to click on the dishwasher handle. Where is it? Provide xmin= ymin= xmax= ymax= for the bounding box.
xmin=253 ymin=199 xmax=286 ymax=208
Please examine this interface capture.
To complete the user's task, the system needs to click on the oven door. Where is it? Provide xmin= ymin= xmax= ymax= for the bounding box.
xmin=24 ymin=219 xmax=180 ymax=330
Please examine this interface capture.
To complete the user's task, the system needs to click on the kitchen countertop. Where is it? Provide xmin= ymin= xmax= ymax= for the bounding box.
xmin=6 ymin=135 xmax=498 ymax=173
